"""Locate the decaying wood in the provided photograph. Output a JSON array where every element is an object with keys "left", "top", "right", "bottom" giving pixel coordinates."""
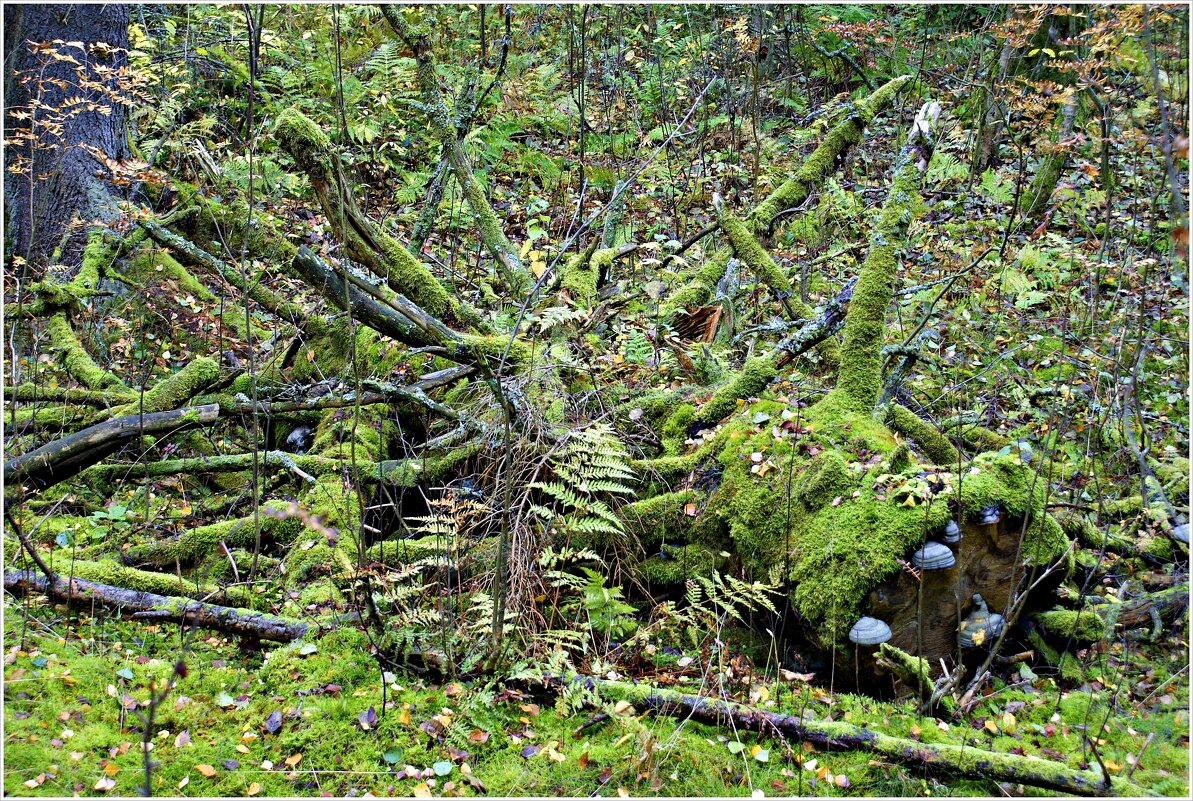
[
  {"left": 5, "top": 403, "right": 219, "bottom": 489},
  {"left": 774, "top": 275, "right": 857, "bottom": 367},
  {"left": 3, "top": 569, "right": 307, "bottom": 642},
  {"left": 542, "top": 673, "right": 1145, "bottom": 797}
]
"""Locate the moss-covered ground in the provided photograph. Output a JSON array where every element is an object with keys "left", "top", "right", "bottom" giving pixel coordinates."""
[{"left": 4, "top": 601, "right": 1188, "bottom": 798}]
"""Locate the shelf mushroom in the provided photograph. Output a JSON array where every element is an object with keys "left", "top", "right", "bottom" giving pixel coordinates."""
[
  {"left": 958, "top": 593, "right": 1005, "bottom": 649},
  {"left": 977, "top": 504, "right": 1001, "bottom": 526},
  {"left": 941, "top": 519, "right": 962, "bottom": 544},
  {"left": 849, "top": 616, "right": 892, "bottom": 646},
  {"left": 911, "top": 541, "right": 955, "bottom": 570}
]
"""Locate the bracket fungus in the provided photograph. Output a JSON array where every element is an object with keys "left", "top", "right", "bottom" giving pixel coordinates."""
[
  {"left": 958, "top": 593, "right": 1005, "bottom": 649},
  {"left": 849, "top": 616, "right": 893, "bottom": 646},
  {"left": 911, "top": 541, "right": 955, "bottom": 570}
]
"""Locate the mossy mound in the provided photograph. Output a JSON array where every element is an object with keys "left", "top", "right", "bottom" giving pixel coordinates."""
[{"left": 656, "top": 390, "right": 1070, "bottom": 650}]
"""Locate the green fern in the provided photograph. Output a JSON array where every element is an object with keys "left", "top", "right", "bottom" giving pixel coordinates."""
[
  {"left": 529, "top": 423, "right": 636, "bottom": 546},
  {"left": 977, "top": 168, "right": 1014, "bottom": 204},
  {"left": 926, "top": 151, "right": 968, "bottom": 185}
]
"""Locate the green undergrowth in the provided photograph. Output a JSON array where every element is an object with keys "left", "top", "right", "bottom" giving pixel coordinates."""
[{"left": 5, "top": 606, "right": 1187, "bottom": 797}]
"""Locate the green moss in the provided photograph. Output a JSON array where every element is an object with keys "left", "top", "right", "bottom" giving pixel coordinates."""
[
  {"left": 375, "top": 227, "right": 453, "bottom": 320},
  {"left": 886, "top": 404, "right": 960, "bottom": 465},
  {"left": 283, "top": 539, "right": 336, "bottom": 585},
  {"left": 747, "top": 75, "right": 913, "bottom": 234},
  {"left": 718, "top": 212, "right": 801, "bottom": 307},
  {"left": 834, "top": 102, "right": 928, "bottom": 414},
  {"left": 457, "top": 332, "right": 531, "bottom": 366},
  {"left": 1034, "top": 608, "right": 1106, "bottom": 642},
  {"left": 641, "top": 544, "right": 723, "bottom": 585},
  {"left": 661, "top": 403, "right": 695, "bottom": 454},
  {"left": 134, "top": 357, "right": 221, "bottom": 413},
  {"left": 692, "top": 356, "right": 778, "bottom": 427},
  {"left": 686, "top": 398, "right": 1068, "bottom": 649},
  {"left": 125, "top": 245, "right": 215, "bottom": 301},
  {"left": 619, "top": 490, "right": 721, "bottom": 548},
  {"left": 559, "top": 243, "right": 601, "bottom": 307},
  {"left": 796, "top": 451, "right": 852, "bottom": 511},
  {"left": 44, "top": 313, "right": 128, "bottom": 391},
  {"left": 273, "top": 107, "right": 333, "bottom": 173},
  {"left": 124, "top": 501, "right": 303, "bottom": 565},
  {"left": 666, "top": 249, "right": 731, "bottom": 313}
]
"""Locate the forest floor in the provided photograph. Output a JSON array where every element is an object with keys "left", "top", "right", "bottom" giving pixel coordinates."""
[{"left": 4, "top": 605, "right": 1189, "bottom": 798}]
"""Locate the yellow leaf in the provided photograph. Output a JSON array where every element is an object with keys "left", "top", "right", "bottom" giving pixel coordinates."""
[
  {"left": 196, "top": 764, "right": 217, "bottom": 778},
  {"left": 399, "top": 706, "right": 411, "bottom": 726},
  {"left": 103, "top": 762, "right": 120, "bottom": 777},
  {"left": 413, "top": 782, "right": 433, "bottom": 798},
  {"left": 284, "top": 753, "right": 303, "bottom": 768},
  {"left": 177, "top": 776, "right": 189, "bottom": 789},
  {"left": 984, "top": 719, "right": 999, "bottom": 735},
  {"left": 247, "top": 781, "right": 262, "bottom": 796}
]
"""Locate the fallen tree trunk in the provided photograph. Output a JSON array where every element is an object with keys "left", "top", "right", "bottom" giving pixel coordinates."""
[
  {"left": 3, "top": 569, "right": 307, "bottom": 642},
  {"left": 1033, "top": 583, "right": 1190, "bottom": 642},
  {"left": 4, "top": 403, "right": 219, "bottom": 489},
  {"left": 544, "top": 674, "right": 1145, "bottom": 797}
]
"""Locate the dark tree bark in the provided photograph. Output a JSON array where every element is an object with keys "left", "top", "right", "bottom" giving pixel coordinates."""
[{"left": 4, "top": 3, "right": 130, "bottom": 268}]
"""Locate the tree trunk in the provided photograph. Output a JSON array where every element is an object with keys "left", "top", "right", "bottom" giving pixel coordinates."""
[{"left": 4, "top": 3, "right": 130, "bottom": 268}]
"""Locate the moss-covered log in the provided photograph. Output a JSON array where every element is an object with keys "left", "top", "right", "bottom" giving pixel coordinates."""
[
  {"left": 380, "top": 5, "right": 530, "bottom": 295},
  {"left": 833, "top": 101, "right": 940, "bottom": 414},
  {"left": 1022, "top": 91, "right": 1080, "bottom": 219},
  {"left": 4, "top": 569, "right": 307, "bottom": 642},
  {"left": 668, "top": 75, "right": 912, "bottom": 317},
  {"left": 5, "top": 403, "right": 219, "bottom": 489},
  {"left": 1033, "top": 583, "right": 1189, "bottom": 642},
  {"left": 43, "top": 313, "right": 130, "bottom": 392},
  {"left": 545, "top": 673, "right": 1145, "bottom": 796},
  {"left": 274, "top": 110, "right": 488, "bottom": 331}
]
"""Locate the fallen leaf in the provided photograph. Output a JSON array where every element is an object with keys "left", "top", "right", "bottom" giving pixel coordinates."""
[
  {"left": 247, "top": 782, "right": 262, "bottom": 796},
  {"left": 196, "top": 764, "right": 217, "bottom": 778},
  {"left": 264, "top": 710, "right": 282, "bottom": 734},
  {"left": 177, "top": 776, "right": 189, "bottom": 789},
  {"left": 284, "top": 753, "right": 303, "bottom": 768},
  {"left": 358, "top": 706, "right": 377, "bottom": 731},
  {"left": 94, "top": 776, "right": 116, "bottom": 792},
  {"left": 174, "top": 730, "right": 192, "bottom": 748},
  {"left": 467, "top": 729, "right": 489, "bottom": 743}
]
